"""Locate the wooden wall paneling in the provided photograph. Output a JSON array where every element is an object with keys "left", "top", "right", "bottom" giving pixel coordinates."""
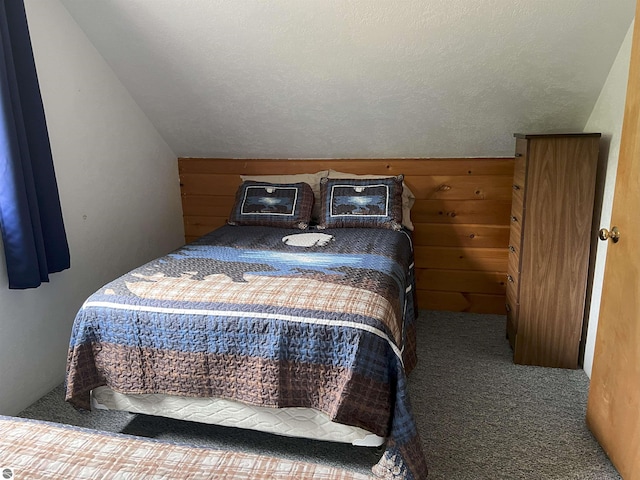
[
  {"left": 412, "top": 224, "right": 510, "bottom": 247},
  {"left": 410, "top": 199, "right": 513, "bottom": 225},
  {"left": 316, "top": 158, "right": 514, "bottom": 176},
  {"left": 181, "top": 196, "right": 236, "bottom": 217},
  {"left": 180, "top": 174, "right": 242, "bottom": 196},
  {"left": 415, "top": 268, "right": 507, "bottom": 295},
  {"left": 414, "top": 246, "right": 508, "bottom": 271},
  {"left": 469, "top": 293, "right": 513, "bottom": 314},
  {"left": 178, "top": 157, "right": 514, "bottom": 314},
  {"left": 179, "top": 159, "right": 328, "bottom": 175},
  {"left": 184, "top": 216, "right": 228, "bottom": 237},
  {"left": 404, "top": 175, "right": 513, "bottom": 201},
  {"left": 179, "top": 158, "right": 515, "bottom": 176},
  {"left": 416, "top": 291, "right": 509, "bottom": 314}
]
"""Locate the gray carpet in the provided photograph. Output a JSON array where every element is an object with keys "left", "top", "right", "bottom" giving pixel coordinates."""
[{"left": 19, "top": 310, "right": 620, "bottom": 479}]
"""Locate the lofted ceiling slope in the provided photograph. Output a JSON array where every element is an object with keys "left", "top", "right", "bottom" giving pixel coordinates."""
[{"left": 58, "top": 0, "right": 635, "bottom": 158}]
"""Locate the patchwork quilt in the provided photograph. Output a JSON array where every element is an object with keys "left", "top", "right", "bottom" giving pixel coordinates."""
[{"left": 65, "top": 225, "right": 427, "bottom": 479}]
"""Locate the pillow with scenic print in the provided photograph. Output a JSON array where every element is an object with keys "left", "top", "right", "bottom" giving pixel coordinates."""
[
  {"left": 240, "top": 171, "right": 328, "bottom": 222},
  {"left": 228, "top": 181, "right": 314, "bottom": 230},
  {"left": 327, "top": 170, "right": 415, "bottom": 230},
  {"left": 317, "top": 175, "right": 404, "bottom": 231}
]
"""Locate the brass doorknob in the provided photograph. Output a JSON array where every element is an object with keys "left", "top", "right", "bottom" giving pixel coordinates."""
[{"left": 598, "top": 226, "right": 620, "bottom": 243}]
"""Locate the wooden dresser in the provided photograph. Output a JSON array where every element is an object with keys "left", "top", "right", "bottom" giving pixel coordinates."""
[{"left": 506, "top": 133, "right": 600, "bottom": 369}]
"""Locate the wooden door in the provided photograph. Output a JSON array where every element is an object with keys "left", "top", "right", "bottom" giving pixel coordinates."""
[{"left": 586, "top": 6, "right": 640, "bottom": 479}]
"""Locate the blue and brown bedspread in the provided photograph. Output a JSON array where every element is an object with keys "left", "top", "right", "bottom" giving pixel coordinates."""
[{"left": 65, "top": 225, "right": 427, "bottom": 479}]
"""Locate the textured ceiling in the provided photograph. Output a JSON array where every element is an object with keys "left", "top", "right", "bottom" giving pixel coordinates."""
[{"left": 58, "top": 0, "right": 635, "bottom": 158}]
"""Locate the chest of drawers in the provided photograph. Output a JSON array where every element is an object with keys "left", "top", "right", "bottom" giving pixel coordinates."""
[{"left": 506, "top": 133, "right": 600, "bottom": 368}]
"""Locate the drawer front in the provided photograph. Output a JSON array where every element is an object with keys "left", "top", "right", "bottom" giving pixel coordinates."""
[
  {"left": 512, "top": 177, "right": 525, "bottom": 207},
  {"left": 507, "top": 245, "right": 521, "bottom": 276},
  {"left": 507, "top": 232, "right": 521, "bottom": 304},
  {"left": 506, "top": 304, "right": 518, "bottom": 349},
  {"left": 506, "top": 139, "right": 525, "bottom": 354},
  {"left": 510, "top": 183, "right": 524, "bottom": 220},
  {"left": 506, "top": 266, "right": 520, "bottom": 305},
  {"left": 507, "top": 137, "right": 527, "bottom": 307},
  {"left": 506, "top": 269, "right": 519, "bottom": 305},
  {"left": 513, "top": 157, "right": 526, "bottom": 190},
  {"left": 509, "top": 193, "right": 523, "bottom": 250},
  {"left": 514, "top": 138, "right": 528, "bottom": 164},
  {"left": 512, "top": 139, "right": 527, "bottom": 209},
  {"left": 505, "top": 300, "right": 518, "bottom": 317},
  {"left": 509, "top": 220, "right": 522, "bottom": 254},
  {"left": 506, "top": 220, "right": 521, "bottom": 292}
]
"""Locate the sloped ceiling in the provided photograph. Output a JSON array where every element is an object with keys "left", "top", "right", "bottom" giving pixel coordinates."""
[{"left": 59, "top": 0, "right": 635, "bottom": 158}]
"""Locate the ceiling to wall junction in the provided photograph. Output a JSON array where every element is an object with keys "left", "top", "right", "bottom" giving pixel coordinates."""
[{"left": 58, "top": 0, "right": 636, "bottom": 158}]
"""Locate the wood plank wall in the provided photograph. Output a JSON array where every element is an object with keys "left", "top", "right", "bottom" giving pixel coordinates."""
[{"left": 178, "top": 158, "right": 514, "bottom": 314}]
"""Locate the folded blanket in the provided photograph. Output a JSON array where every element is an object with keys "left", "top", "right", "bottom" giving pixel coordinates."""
[{"left": 0, "top": 415, "right": 374, "bottom": 479}]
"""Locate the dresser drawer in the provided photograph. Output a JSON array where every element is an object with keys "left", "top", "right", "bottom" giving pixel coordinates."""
[
  {"left": 513, "top": 159, "right": 526, "bottom": 189},
  {"left": 506, "top": 305, "right": 518, "bottom": 350},
  {"left": 509, "top": 221, "right": 522, "bottom": 253},
  {"left": 510, "top": 179, "right": 524, "bottom": 216},
  {"left": 506, "top": 281, "right": 519, "bottom": 314},
  {"left": 509, "top": 153, "right": 525, "bottom": 257},
  {"left": 508, "top": 138, "right": 526, "bottom": 355},
  {"left": 506, "top": 270, "right": 519, "bottom": 304},
  {"left": 513, "top": 142, "right": 527, "bottom": 207},
  {"left": 514, "top": 139, "right": 527, "bottom": 180},
  {"left": 515, "top": 137, "right": 528, "bottom": 157},
  {"left": 511, "top": 179, "right": 525, "bottom": 207},
  {"left": 507, "top": 244, "right": 521, "bottom": 275}
]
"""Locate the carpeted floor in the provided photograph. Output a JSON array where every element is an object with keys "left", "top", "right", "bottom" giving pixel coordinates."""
[{"left": 19, "top": 310, "right": 620, "bottom": 479}]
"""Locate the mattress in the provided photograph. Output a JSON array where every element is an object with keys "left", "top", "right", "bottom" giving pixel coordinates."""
[{"left": 92, "top": 386, "right": 385, "bottom": 447}]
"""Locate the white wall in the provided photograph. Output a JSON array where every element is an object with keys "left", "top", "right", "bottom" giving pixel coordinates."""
[
  {"left": 582, "top": 21, "right": 634, "bottom": 377},
  {"left": 0, "top": 0, "right": 185, "bottom": 415}
]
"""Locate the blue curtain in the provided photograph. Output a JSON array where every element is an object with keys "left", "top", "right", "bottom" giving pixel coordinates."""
[{"left": 0, "top": 0, "right": 69, "bottom": 289}]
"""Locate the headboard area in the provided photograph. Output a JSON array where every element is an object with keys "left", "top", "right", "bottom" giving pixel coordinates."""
[{"left": 178, "top": 158, "right": 514, "bottom": 315}]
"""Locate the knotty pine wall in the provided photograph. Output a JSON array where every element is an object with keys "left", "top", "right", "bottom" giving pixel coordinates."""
[{"left": 178, "top": 158, "right": 514, "bottom": 314}]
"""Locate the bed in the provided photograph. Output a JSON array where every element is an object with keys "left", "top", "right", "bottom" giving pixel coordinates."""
[
  {"left": 0, "top": 415, "right": 374, "bottom": 479},
  {"left": 65, "top": 173, "right": 428, "bottom": 479}
]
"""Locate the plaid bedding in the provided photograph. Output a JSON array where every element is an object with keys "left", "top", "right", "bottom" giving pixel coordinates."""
[
  {"left": 0, "top": 415, "right": 374, "bottom": 479},
  {"left": 65, "top": 225, "right": 427, "bottom": 479}
]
